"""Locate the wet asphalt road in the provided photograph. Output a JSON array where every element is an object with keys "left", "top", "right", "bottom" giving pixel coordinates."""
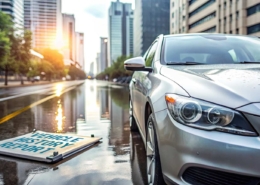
[{"left": 0, "top": 80, "right": 147, "bottom": 185}]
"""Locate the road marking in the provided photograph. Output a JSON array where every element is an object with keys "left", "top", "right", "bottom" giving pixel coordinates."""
[
  {"left": 0, "top": 89, "right": 51, "bottom": 102},
  {"left": 0, "top": 86, "right": 77, "bottom": 125}
]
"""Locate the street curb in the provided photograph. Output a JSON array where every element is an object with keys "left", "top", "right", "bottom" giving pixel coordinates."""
[{"left": 0, "top": 81, "right": 63, "bottom": 89}]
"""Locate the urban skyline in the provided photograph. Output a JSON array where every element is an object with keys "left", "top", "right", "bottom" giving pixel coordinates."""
[{"left": 1, "top": 0, "right": 259, "bottom": 74}]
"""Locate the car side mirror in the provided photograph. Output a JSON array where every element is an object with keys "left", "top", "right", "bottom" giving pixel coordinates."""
[{"left": 124, "top": 57, "right": 153, "bottom": 72}]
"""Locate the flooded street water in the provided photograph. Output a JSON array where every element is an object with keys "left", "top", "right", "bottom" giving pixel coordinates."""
[{"left": 0, "top": 80, "right": 147, "bottom": 185}]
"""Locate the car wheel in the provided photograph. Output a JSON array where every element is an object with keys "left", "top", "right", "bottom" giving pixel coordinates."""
[
  {"left": 129, "top": 100, "right": 138, "bottom": 131},
  {"left": 146, "top": 114, "right": 165, "bottom": 185}
]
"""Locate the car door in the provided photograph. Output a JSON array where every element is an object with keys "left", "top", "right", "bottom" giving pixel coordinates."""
[
  {"left": 134, "top": 41, "right": 158, "bottom": 135},
  {"left": 131, "top": 52, "right": 148, "bottom": 130}
]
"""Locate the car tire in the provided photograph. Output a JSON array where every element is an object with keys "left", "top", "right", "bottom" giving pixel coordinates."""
[
  {"left": 129, "top": 100, "right": 138, "bottom": 132},
  {"left": 146, "top": 114, "right": 166, "bottom": 185}
]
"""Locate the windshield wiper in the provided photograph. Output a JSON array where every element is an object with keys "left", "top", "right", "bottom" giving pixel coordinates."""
[
  {"left": 239, "top": 61, "right": 260, "bottom": 64},
  {"left": 166, "top": 61, "right": 205, "bottom": 65}
]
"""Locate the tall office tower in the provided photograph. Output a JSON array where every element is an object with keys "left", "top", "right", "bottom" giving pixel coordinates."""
[
  {"left": 0, "top": 0, "right": 24, "bottom": 32},
  {"left": 89, "top": 61, "right": 94, "bottom": 77},
  {"left": 99, "top": 37, "right": 108, "bottom": 73},
  {"left": 170, "top": 0, "right": 260, "bottom": 36},
  {"left": 62, "top": 13, "right": 76, "bottom": 65},
  {"left": 75, "top": 32, "right": 85, "bottom": 70},
  {"left": 108, "top": 0, "right": 134, "bottom": 64},
  {"left": 134, "top": 0, "right": 170, "bottom": 56},
  {"left": 96, "top": 52, "right": 100, "bottom": 74},
  {"left": 24, "top": 0, "right": 62, "bottom": 49}
]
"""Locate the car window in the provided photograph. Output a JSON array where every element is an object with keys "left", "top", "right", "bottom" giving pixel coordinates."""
[
  {"left": 245, "top": 45, "right": 260, "bottom": 61},
  {"left": 180, "top": 53, "right": 209, "bottom": 63},
  {"left": 163, "top": 35, "right": 260, "bottom": 64},
  {"left": 145, "top": 42, "right": 158, "bottom": 67}
]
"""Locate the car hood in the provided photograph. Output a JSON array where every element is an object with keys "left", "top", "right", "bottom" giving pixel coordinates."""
[{"left": 161, "top": 64, "right": 260, "bottom": 109}]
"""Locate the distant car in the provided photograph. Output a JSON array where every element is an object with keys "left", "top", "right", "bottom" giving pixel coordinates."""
[
  {"left": 125, "top": 34, "right": 260, "bottom": 185},
  {"left": 113, "top": 78, "right": 117, "bottom": 82},
  {"left": 31, "top": 76, "right": 40, "bottom": 82}
]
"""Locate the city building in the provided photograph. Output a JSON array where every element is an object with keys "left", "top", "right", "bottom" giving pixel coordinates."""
[
  {"left": 99, "top": 37, "right": 108, "bottom": 73},
  {"left": 62, "top": 13, "right": 76, "bottom": 66},
  {"left": 89, "top": 61, "right": 94, "bottom": 77},
  {"left": 96, "top": 52, "right": 100, "bottom": 74},
  {"left": 0, "top": 0, "right": 24, "bottom": 32},
  {"left": 24, "top": 0, "right": 62, "bottom": 49},
  {"left": 75, "top": 32, "right": 85, "bottom": 69},
  {"left": 134, "top": 0, "right": 170, "bottom": 56},
  {"left": 170, "top": 0, "right": 260, "bottom": 36},
  {"left": 108, "top": 0, "right": 134, "bottom": 64}
]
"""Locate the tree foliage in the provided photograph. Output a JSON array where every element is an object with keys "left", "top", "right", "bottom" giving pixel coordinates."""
[
  {"left": 38, "top": 48, "right": 65, "bottom": 78},
  {"left": 0, "top": 12, "right": 12, "bottom": 69},
  {"left": 96, "top": 55, "right": 133, "bottom": 80},
  {"left": 68, "top": 65, "right": 87, "bottom": 80}
]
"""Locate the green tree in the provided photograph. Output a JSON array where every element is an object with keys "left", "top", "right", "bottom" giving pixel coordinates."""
[
  {"left": 9, "top": 30, "right": 32, "bottom": 84},
  {"left": 96, "top": 55, "right": 133, "bottom": 80},
  {"left": 0, "top": 12, "right": 13, "bottom": 85},
  {"left": 38, "top": 48, "right": 65, "bottom": 79},
  {"left": 68, "top": 65, "right": 86, "bottom": 80}
]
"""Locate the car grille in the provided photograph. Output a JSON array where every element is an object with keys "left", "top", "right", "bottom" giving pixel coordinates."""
[{"left": 182, "top": 167, "right": 260, "bottom": 185}]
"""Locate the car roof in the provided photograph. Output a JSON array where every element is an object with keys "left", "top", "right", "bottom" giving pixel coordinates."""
[{"left": 163, "top": 33, "right": 259, "bottom": 39}]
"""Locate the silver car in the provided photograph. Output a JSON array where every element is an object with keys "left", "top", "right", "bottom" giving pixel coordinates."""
[{"left": 125, "top": 34, "right": 260, "bottom": 185}]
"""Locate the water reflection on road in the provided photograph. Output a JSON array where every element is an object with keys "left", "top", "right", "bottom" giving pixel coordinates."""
[{"left": 0, "top": 80, "right": 147, "bottom": 185}]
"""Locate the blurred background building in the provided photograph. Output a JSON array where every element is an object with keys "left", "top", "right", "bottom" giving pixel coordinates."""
[
  {"left": 96, "top": 52, "right": 100, "bottom": 74},
  {"left": 170, "top": 0, "right": 260, "bottom": 36},
  {"left": 134, "top": 0, "right": 170, "bottom": 56},
  {"left": 24, "top": 0, "right": 62, "bottom": 49},
  {"left": 99, "top": 37, "right": 108, "bottom": 73},
  {"left": 0, "top": 0, "right": 24, "bottom": 32},
  {"left": 62, "top": 13, "right": 76, "bottom": 66},
  {"left": 108, "top": 0, "right": 134, "bottom": 64},
  {"left": 75, "top": 32, "right": 85, "bottom": 69}
]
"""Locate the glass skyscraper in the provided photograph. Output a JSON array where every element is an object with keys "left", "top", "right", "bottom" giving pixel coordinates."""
[
  {"left": 134, "top": 0, "right": 170, "bottom": 56},
  {"left": 24, "top": 0, "right": 62, "bottom": 49},
  {"left": 0, "top": 0, "right": 24, "bottom": 32},
  {"left": 108, "top": 0, "right": 134, "bottom": 65}
]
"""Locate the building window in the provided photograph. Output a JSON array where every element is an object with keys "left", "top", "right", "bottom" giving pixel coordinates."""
[
  {"left": 230, "top": 14, "right": 232, "bottom": 23},
  {"left": 236, "top": 11, "right": 239, "bottom": 19},
  {"left": 182, "top": 27, "right": 185, "bottom": 32},
  {"left": 172, "top": 22, "right": 174, "bottom": 28},
  {"left": 115, "top": 10, "right": 121, "bottom": 15},
  {"left": 247, "top": 23, "right": 260, "bottom": 34},
  {"left": 230, "top": 0, "right": 232, "bottom": 6},
  {"left": 172, "top": 2, "right": 174, "bottom": 7},
  {"left": 230, "top": 30, "right": 232, "bottom": 34},
  {"left": 189, "top": 0, "right": 216, "bottom": 17},
  {"left": 183, "top": 15, "right": 186, "bottom": 20},
  {"left": 172, "top": 12, "right": 174, "bottom": 18},
  {"left": 189, "top": 0, "right": 197, "bottom": 5},
  {"left": 201, "top": 26, "right": 216, "bottom": 33},
  {"left": 224, "top": 17, "right": 226, "bottom": 24},
  {"left": 247, "top": 3, "right": 260, "bottom": 16},
  {"left": 224, "top": 1, "right": 227, "bottom": 9},
  {"left": 189, "top": 12, "right": 216, "bottom": 29},
  {"left": 236, "top": 28, "right": 239, "bottom": 34}
]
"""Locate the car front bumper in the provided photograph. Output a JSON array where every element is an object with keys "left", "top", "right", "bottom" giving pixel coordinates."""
[{"left": 154, "top": 109, "right": 260, "bottom": 185}]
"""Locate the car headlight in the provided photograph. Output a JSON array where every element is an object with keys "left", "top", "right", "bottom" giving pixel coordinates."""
[{"left": 165, "top": 94, "right": 257, "bottom": 136}]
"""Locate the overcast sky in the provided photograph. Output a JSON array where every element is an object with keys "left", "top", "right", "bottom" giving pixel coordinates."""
[{"left": 62, "top": 0, "right": 135, "bottom": 71}]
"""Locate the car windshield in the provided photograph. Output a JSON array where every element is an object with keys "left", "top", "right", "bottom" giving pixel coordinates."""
[{"left": 163, "top": 35, "right": 260, "bottom": 65}]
